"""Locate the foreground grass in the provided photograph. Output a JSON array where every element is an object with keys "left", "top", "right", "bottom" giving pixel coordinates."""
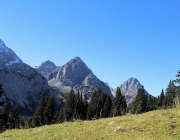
[{"left": 1, "top": 107, "right": 180, "bottom": 140}]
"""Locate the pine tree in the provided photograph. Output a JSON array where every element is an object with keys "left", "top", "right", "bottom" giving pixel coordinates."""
[
  {"left": 165, "top": 80, "right": 176, "bottom": 108},
  {"left": 83, "top": 93, "right": 88, "bottom": 120},
  {"left": 57, "top": 108, "right": 65, "bottom": 123},
  {"left": 131, "top": 86, "right": 148, "bottom": 114},
  {"left": 174, "top": 70, "right": 180, "bottom": 107},
  {"left": 74, "top": 92, "right": 81, "bottom": 120},
  {"left": 0, "top": 84, "right": 4, "bottom": 106},
  {"left": 87, "top": 89, "right": 100, "bottom": 120},
  {"left": 32, "top": 93, "right": 46, "bottom": 127},
  {"left": 158, "top": 89, "right": 165, "bottom": 108},
  {"left": 102, "top": 94, "right": 112, "bottom": 118},
  {"left": 112, "top": 87, "right": 127, "bottom": 116},
  {"left": 27, "top": 117, "right": 33, "bottom": 128},
  {"left": 44, "top": 96, "right": 55, "bottom": 125},
  {"left": 1, "top": 103, "right": 9, "bottom": 130},
  {"left": 11, "top": 104, "right": 20, "bottom": 129},
  {"left": 0, "top": 84, "right": 4, "bottom": 131},
  {"left": 64, "top": 89, "right": 75, "bottom": 121}
]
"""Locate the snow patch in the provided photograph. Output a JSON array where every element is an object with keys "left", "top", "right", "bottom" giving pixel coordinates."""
[{"left": 5, "top": 58, "right": 20, "bottom": 66}]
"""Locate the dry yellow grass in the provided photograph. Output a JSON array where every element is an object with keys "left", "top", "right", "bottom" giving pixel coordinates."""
[{"left": 1, "top": 107, "right": 180, "bottom": 140}]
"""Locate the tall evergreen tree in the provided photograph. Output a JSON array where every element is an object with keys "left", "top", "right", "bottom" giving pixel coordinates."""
[
  {"left": 173, "top": 70, "right": 180, "bottom": 107},
  {"left": 83, "top": 93, "right": 88, "bottom": 120},
  {"left": 112, "top": 87, "right": 127, "bottom": 116},
  {"left": 10, "top": 104, "right": 20, "bottom": 129},
  {"left": 1, "top": 103, "right": 9, "bottom": 129},
  {"left": 158, "top": 89, "right": 165, "bottom": 107},
  {"left": 131, "top": 86, "right": 148, "bottom": 114},
  {"left": 74, "top": 92, "right": 81, "bottom": 120},
  {"left": 57, "top": 108, "right": 65, "bottom": 123},
  {"left": 64, "top": 88, "right": 75, "bottom": 121},
  {"left": 165, "top": 80, "right": 176, "bottom": 108},
  {"left": 32, "top": 93, "right": 46, "bottom": 127},
  {"left": 0, "top": 84, "right": 4, "bottom": 106},
  {"left": 0, "top": 84, "right": 4, "bottom": 131},
  {"left": 87, "top": 87, "right": 103, "bottom": 120},
  {"left": 44, "top": 96, "right": 55, "bottom": 125},
  {"left": 102, "top": 94, "right": 112, "bottom": 118}
]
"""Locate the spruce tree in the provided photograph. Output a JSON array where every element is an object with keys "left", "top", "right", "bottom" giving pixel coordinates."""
[
  {"left": 165, "top": 80, "right": 176, "bottom": 108},
  {"left": 32, "top": 93, "right": 46, "bottom": 127},
  {"left": 11, "top": 104, "right": 20, "bottom": 129},
  {"left": 44, "top": 96, "right": 55, "bottom": 125},
  {"left": 0, "top": 84, "right": 4, "bottom": 106},
  {"left": 87, "top": 88, "right": 101, "bottom": 120},
  {"left": 57, "top": 108, "right": 65, "bottom": 123},
  {"left": 83, "top": 93, "right": 88, "bottom": 120},
  {"left": 131, "top": 86, "right": 148, "bottom": 114},
  {"left": 112, "top": 87, "right": 127, "bottom": 116},
  {"left": 1, "top": 103, "right": 9, "bottom": 129},
  {"left": 102, "top": 94, "right": 112, "bottom": 118},
  {"left": 158, "top": 89, "right": 165, "bottom": 108},
  {"left": 74, "top": 92, "right": 81, "bottom": 120},
  {"left": 174, "top": 70, "right": 180, "bottom": 107},
  {"left": 64, "top": 89, "right": 75, "bottom": 121},
  {"left": 0, "top": 84, "right": 4, "bottom": 131}
]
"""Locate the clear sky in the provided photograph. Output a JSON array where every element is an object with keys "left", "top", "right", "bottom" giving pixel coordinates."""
[{"left": 0, "top": 0, "right": 180, "bottom": 96}]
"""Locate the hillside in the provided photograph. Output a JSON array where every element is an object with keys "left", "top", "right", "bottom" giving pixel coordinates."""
[{"left": 1, "top": 107, "right": 180, "bottom": 140}]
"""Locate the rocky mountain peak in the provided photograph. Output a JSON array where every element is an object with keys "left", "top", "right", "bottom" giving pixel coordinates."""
[
  {"left": 0, "top": 39, "right": 63, "bottom": 115},
  {"left": 46, "top": 57, "right": 113, "bottom": 99},
  {"left": 113, "top": 77, "right": 150, "bottom": 105},
  {"left": 35, "top": 60, "right": 61, "bottom": 77},
  {"left": 0, "top": 39, "right": 22, "bottom": 68}
]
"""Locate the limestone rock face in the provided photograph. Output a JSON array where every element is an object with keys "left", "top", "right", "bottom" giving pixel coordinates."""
[
  {"left": 34, "top": 60, "right": 61, "bottom": 77},
  {"left": 47, "top": 57, "right": 113, "bottom": 99},
  {"left": 113, "top": 77, "right": 150, "bottom": 105},
  {"left": 0, "top": 39, "right": 63, "bottom": 116}
]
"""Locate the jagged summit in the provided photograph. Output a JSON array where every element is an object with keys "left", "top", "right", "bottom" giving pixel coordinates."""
[
  {"left": 113, "top": 77, "right": 150, "bottom": 105},
  {"left": 44, "top": 57, "right": 113, "bottom": 99},
  {"left": 0, "top": 39, "right": 22, "bottom": 67},
  {"left": 35, "top": 60, "right": 61, "bottom": 77}
]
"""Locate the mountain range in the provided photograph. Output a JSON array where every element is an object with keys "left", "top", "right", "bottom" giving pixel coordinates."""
[
  {"left": 36, "top": 59, "right": 151, "bottom": 105},
  {"left": 0, "top": 39, "right": 63, "bottom": 116},
  {"left": 0, "top": 39, "right": 151, "bottom": 116}
]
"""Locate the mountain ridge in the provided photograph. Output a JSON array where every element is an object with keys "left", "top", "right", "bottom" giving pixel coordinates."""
[{"left": 0, "top": 39, "right": 63, "bottom": 116}]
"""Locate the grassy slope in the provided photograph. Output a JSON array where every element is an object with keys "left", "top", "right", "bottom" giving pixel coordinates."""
[{"left": 1, "top": 107, "right": 180, "bottom": 140}]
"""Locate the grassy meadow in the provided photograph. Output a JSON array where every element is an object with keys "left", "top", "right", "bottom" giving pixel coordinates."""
[{"left": 1, "top": 107, "right": 180, "bottom": 140}]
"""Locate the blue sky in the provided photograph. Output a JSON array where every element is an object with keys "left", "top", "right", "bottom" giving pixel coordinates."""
[{"left": 0, "top": 0, "right": 180, "bottom": 96}]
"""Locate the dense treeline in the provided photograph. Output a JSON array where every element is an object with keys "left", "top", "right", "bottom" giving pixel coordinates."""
[
  {"left": 1, "top": 69, "right": 180, "bottom": 131},
  {"left": 131, "top": 70, "right": 180, "bottom": 114}
]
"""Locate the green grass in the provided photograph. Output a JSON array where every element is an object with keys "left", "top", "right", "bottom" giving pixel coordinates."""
[{"left": 1, "top": 107, "right": 180, "bottom": 140}]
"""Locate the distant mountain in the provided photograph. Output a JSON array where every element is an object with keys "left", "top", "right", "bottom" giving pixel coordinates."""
[
  {"left": 34, "top": 60, "right": 61, "bottom": 77},
  {"left": 0, "top": 39, "right": 63, "bottom": 116},
  {"left": 113, "top": 77, "right": 150, "bottom": 105},
  {"left": 44, "top": 57, "right": 113, "bottom": 99}
]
